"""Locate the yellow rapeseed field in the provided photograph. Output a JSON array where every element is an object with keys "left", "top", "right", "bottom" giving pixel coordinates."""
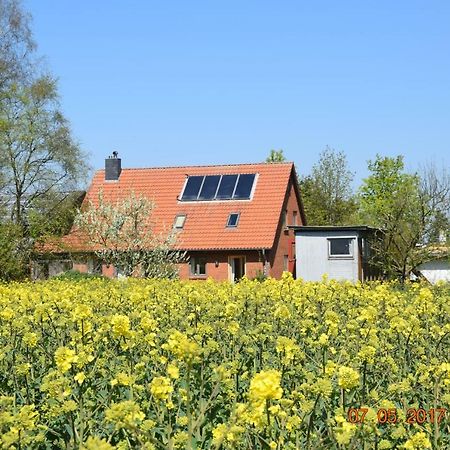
[{"left": 0, "top": 274, "right": 449, "bottom": 449}]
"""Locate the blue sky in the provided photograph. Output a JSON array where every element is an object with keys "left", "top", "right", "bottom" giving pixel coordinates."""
[{"left": 26, "top": 1, "right": 450, "bottom": 184}]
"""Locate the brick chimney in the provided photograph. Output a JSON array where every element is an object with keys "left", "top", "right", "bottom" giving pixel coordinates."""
[{"left": 105, "top": 151, "right": 121, "bottom": 181}]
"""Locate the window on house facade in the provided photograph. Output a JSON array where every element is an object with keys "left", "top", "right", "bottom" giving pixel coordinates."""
[
  {"left": 180, "top": 174, "right": 256, "bottom": 201},
  {"left": 328, "top": 238, "right": 354, "bottom": 258},
  {"left": 190, "top": 257, "right": 207, "bottom": 276},
  {"left": 282, "top": 209, "right": 288, "bottom": 228},
  {"left": 88, "top": 257, "right": 102, "bottom": 275},
  {"left": 174, "top": 214, "right": 186, "bottom": 229},
  {"left": 283, "top": 254, "right": 289, "bottom": 271},
  {"left": 226, "top": 213, "right": 240, "bottom": 227},
  {"left": 292, "top": 210, "right": 298, "bottom": 226}
]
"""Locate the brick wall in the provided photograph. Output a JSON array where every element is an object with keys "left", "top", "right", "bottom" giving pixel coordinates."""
[
  {"left": 102, "top": 264, "right": 116, "bottom": 277},
  {"left": 178, "top": 250, "right": 264, "bottom": 281},
  {"left": 269, "top": 176, "right": 304, "bottom": 279},
  {"left": 73, "top": 262, "right": 88, "bottom": 273}
]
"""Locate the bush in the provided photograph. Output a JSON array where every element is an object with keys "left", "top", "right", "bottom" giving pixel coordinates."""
[{"left": 251, "top": 269, "right": 267, "bottom": 282}]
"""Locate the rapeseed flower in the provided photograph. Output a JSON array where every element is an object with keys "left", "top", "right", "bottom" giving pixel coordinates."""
[
  {"left": 249, "top": 369, "right": 283, "bottom": 403},
  {"left": 163, "top": 330, "right": 201, "bottom": 362},
  {"left": 82, "top": 436, "right": 115, "bottom": 450},
  {"left": 403, "top": 432, "right": 432, "bottom": 449},
  {"left": 22, "top": 332, "right": 38, "bottom": 348},
  {"left": 54, "top": 347, "right": 77, "bottom": 373},
  {"left": 105, "top": 400, "right": 145, "bottom": 430},
  {"left": 338, "top": 366, "right": 360, "bottom": 389},
  {"left": 149, "top": 376, "right": 173, "bottom": 401},
  {"left": 74, "top": 372, "right": 86, "bottom": 385},
  {"left": 110, "top": 314, "right": 131, "bottom": 337},
  {"left": 167, "top": 363, "right": 179, "bottom": 379}
]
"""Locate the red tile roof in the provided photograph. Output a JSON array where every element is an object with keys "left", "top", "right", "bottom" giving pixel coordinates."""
[{"left": 55, "top": 162, "right": 298, "bottom": 252}]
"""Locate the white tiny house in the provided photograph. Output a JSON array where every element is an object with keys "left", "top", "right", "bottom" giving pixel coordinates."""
[
  {"left": 417, "top": 258, "right": 450, "bottom": 284},
  {"left": 293, "top": 226, "right": 379, "bottom": 282}
]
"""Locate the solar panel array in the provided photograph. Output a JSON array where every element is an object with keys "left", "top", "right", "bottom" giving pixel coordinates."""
[{"left": 181, "top": 174, "right": 256, "bottom": 201}]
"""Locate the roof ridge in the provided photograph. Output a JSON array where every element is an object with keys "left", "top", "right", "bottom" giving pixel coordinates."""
[{"left": 95, "top": 161, "right": 294, "bottom": 172}]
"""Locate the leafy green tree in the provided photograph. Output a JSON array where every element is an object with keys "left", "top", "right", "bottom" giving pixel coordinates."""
[
  {"left": 0, "top": 1, "right": 88, "bottom": 279},
  {"left": 299, "top": 146, "right": 356, "bottom": 225},
  {"left": 28, "top": 190, "right": 86, "bottom": 240},
  {"left": 0, "top": 77, "right": 87, "bottom": 230},
  {"left": 358, "top": 155, "right": 450, "bottom": 281},
  {"left": 0, "top": 0, "right": 35, "bottom": 91},
  {"left": 265, "top": 149, "right": 286, "bottom": 163},
  {"left": 74, "top": 192, "right": 186, "bottom": 279},
  {"left": 0, "top": 221, "right": 28, "bottom": 280}
]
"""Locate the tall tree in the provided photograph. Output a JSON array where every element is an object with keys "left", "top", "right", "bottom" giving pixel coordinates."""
[
  {"left": 358, "top": 155, "right": 450, "bottom": 281},
  {"left": 0, "top": 0, "right": 88, "bottom": 279},
  {"left": 0, "top": 77, "right": 87, "bottom": 231},
  {"left": 299, "top": 146, "right": 356, "bottom": 225},
  {"left": 418, "top": 162, "right": 450, "bottom": 245},
  {"left": 0, "top": 0, "right": 35, "bottom": 91},
  {"left": 28, "top": 189, "right": 86, "bottom": 240},
  {"left": 265, "top": 149, "right": 286, "bottom": 163}
]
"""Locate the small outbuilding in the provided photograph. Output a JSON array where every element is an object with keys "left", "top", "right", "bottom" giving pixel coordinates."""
[
  {"left": 416, "top": 246, "right": 450, "bottom": 284},
  {"left": 292, "top": 226, "right": 380, "bottom": 282}
]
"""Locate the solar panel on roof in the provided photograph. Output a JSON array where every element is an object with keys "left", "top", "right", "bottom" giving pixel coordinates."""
[
  {"left": 180, "top": 173, "right": 256, "bottom": 201},
  {"left": 198, "top": 175, "right": 220, "bottom": 200},
  {"left": 181, "top": 176, "right": 203, "bottom": 200},
  {"left": 233, "top": 174, "right": 256, "bottom": 199},
  {"left": 216, "top": 174, "right": 238, "bottom": 199}
]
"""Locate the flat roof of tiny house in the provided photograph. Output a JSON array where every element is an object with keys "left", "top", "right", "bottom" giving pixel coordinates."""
[{"left": 290, "top": 225, "right": 379, "bottom": 233}]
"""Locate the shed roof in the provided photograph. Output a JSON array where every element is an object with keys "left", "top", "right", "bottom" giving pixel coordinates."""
[{"left": 291, "top": 225, "right": 379, "bottom": 234}]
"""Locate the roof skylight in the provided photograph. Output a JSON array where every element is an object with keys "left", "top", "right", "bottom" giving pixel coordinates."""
[
  {"left": 173, "top": 214, "right": 186, "bottom": 229},
  {"left": 226, "top": 213, "right": 240, "bottom": 227}
]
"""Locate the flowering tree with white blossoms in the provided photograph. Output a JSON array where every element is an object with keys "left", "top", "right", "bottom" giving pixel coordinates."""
[{"left": 74, "top": 191, "right": 186, "bottom": 278}]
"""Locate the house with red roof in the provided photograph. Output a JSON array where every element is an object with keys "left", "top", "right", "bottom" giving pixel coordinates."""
[{"left": 34, "top": 154, "right": 306, "bottom": 281}]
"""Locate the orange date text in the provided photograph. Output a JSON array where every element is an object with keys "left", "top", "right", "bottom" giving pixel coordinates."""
[{"left": 347, "top": 407, "right": 447, "bottom": 425}]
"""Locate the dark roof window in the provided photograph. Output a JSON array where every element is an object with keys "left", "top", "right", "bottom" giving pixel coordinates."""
[{"left": 227, "top": 213, "right": 240, "bottom": 227}]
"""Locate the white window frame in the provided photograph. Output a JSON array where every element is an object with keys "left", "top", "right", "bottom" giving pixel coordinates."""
[
  {"left": 327, "top": 237, "right": 355, "bottom": 260},
  {"left": 174, "top": 214, "right": 187, "bottom": 229},
  {"left": 190, "top": 257, "right": 207, "bottom": 277}
]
